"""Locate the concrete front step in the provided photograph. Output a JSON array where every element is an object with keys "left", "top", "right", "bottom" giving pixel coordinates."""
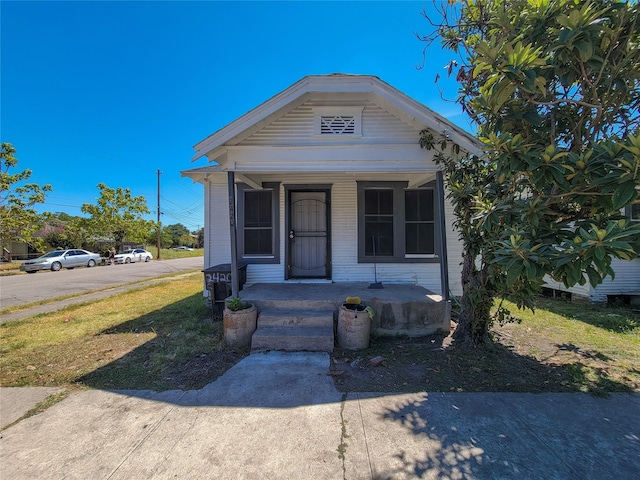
[
  {"left": 257, "top": 308, "right": 334, "bottom": 328},
  {"left": 251, "top": 325, "right": 335, "bottom": 352}
]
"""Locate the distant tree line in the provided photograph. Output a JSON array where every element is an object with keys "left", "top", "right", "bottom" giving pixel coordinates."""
[
  {"left": 1, "top": 142, "right": 202, "bottom": 257},
  {"left": 37, "top": 213, "right": 202, "bottom": 253}
]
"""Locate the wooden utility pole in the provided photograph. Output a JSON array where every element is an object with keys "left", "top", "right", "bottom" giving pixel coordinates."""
[{"left": 157, "top": 169, "right": 162, "bottom": 260}]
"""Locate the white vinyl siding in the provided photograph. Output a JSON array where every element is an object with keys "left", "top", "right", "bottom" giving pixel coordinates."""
[
  {"left": 587, "top": 258, "right": 640, "bottom": 301},
  {"left": 543, "top": 276, "right": 592, "bottom": 299},
  {"left": 544, "top": 257, "right": 640, "bottom": 302},
  {"left": 239, "top": 98, "right": 419, "bottom": 146},
  {"left": 204, "top": 172, "right": 453, "bottom": 295},
  {"left": 197, "top": 88, "right": 466, "bottom": 296},
  {"left": 205, "top": 178, "right": 231, "bottom": 268}
]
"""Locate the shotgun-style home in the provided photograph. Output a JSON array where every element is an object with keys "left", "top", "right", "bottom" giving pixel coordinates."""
[{"left": 182, "top": 74, "right": 480, "bottom": 347}]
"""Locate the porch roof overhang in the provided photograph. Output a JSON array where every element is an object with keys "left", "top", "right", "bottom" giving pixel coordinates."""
[
  {"left": 191, "top": 74, "right": 481, "bottom": 164},
  {"left": 183, "top": 140, "right": 442, "bottom": 189},
  {"left": 181, "top": 164, "right": 439, "bottom": 189},
  {"left": 180, "top": 164, "right": 224, "bottom": 183}
]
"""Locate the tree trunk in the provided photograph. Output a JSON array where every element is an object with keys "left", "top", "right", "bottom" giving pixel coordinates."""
[{"left": 452, "top": 252, "right": 492, "bottom": 346}]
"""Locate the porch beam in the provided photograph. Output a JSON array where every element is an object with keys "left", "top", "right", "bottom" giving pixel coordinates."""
[
  {"left": 227, "top": 171, "right": 239, "bottom": 298},
  {"left": 407, "top": 172, "right": 437, "bottom": 189},
  {"left": 236, "top": 173, "right": 263, "bottom": 190},
  {"left": 436, "top": 170, "right": 450, "bottom": 302},
  {"left": 225, "top": 144, "right": 437, "bottom": 167}
]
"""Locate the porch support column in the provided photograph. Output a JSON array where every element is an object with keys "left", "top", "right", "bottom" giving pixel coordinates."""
[
  {"left": 436, "top": 170, "right": 450, "bottom": 302},
  {"left": 227, "top": 171, "right": 239, "bottom": 298}
]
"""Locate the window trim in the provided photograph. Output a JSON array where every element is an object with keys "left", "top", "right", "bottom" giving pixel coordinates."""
[
  {"left": 237, "top": 182, "right": 280, "bottom": 264},
  {"left": 404, "top": 188, "right": 436, "bottom": 257},
  {"left": 357, "top": 181, "right": 440, "bottom": 264}
]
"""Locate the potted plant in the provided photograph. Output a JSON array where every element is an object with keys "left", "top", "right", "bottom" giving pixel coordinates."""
[
  {"left": 223, "top": 297, "right": 258, "bottom": 348},
  {"left": 337, "top": 296, "right": 374, "bottom": 350}
]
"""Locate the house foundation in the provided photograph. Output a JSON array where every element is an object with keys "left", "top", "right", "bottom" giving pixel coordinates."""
[{"left": 238, "top": 282, "right": 450, "bottom": 349}]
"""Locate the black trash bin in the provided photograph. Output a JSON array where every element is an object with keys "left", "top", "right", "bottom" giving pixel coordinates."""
[{"left": 203, "top": 263, "right": 247, "bottom": 317}]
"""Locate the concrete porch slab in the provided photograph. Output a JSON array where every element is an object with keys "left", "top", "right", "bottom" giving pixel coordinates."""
[{"left": 239, "top": 282, "right": 450, "bottom": 337}]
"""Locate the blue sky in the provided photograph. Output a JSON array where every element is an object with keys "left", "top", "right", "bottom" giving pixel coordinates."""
[{"left": 1, "top": 1, "right": 468, "bottom": 231}]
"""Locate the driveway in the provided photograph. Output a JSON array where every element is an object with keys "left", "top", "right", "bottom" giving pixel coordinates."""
[{"left": 0, "top": 257, "right": 204, "bottom": 311}]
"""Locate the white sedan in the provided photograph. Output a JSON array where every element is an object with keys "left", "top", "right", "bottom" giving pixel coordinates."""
[
  {"left": 20, "top": 249, "right": 101, "bottom": 273},
  {"left": 113, "top": 248, "right": 153, "bottom": 264}
]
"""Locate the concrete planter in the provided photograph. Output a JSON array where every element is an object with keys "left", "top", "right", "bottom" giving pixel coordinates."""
[
  {"left": 223, "top": 304, "right": 257, "bottom": 348},
  {"left": 337, "top": 303, "right": 371, "bottom": 350}
]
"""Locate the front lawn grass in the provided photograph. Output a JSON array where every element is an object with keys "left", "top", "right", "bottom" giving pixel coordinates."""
[
  {"left": 146, "top": 247, "right": 204, "bottom": 260},
  {"left": 0, "top": 262, "right": 21, "bottom": 275},
  {"left": 0, "top": 275, "right": 232, "bottom": 391},
  {"left": 496, "top": 297, "right": 640, "bottom": 394},
  {"left": 1, "top": 278, "right": 638, "bottom": 395}
]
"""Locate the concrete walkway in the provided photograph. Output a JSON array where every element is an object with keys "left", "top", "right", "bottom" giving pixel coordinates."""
[{"left": 1, "top": 352, "right": 639, "bottom": 479}]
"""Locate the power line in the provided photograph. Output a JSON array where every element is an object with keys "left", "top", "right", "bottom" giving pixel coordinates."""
[{"left": 42, "top": 202, "right": 83, "bottom": 209}]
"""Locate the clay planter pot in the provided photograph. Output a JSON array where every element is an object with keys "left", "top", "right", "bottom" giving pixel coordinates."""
[
  {"left": 337, "top": 303, "right": 371, "bottom": 350},
  {"left": 223, "top": 304, "right": 257, "bottom": 348}
]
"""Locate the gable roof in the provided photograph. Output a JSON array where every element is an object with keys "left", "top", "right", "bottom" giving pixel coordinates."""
[{"left": 191, "top": 74, "right": 480, "bottom": 163}]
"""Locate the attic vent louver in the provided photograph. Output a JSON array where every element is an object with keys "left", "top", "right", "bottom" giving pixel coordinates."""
[
  {"left": 320, "top": 115, "right": 355, "bottom": 135},
  {"left": 313, "top": 106, "right": 363, "bottom": 137}
]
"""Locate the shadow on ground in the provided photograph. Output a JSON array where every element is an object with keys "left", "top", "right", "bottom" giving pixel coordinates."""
[
  {"left": 78, "top": 293, "right": 247, "bottom": 391},
  {"left": 76, "top": 293, "right": 634, "bottom": 399},
  {"left": 330, "top": 333, "right": 633, "bottom": 396},
  {"left": 367, "top": 391, "right": 640, "bottom": 479}
]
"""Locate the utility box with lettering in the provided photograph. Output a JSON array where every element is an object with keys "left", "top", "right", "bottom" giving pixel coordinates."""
[{"left": 203, "top": 263, "right": 248, "bottom": 315}]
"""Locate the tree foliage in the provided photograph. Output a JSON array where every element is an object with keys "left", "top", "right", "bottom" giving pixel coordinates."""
[
  {"left": 81, "top": 183, "right": 154, "bottom": 252},
  {"left": 164, "top": 223, "right": 190, "bottom": 247},
  {"left": 39, "top": 212, "right": 88, "bottom": 250},
  {"left": 419, "top": 0, "right": 640, "bottom": 345},
  {"left": 0, "top": 143, "right": 52, "bottom": 251},
  {"left": 148, "top": 226, "right": 172, "bottom": 249}
]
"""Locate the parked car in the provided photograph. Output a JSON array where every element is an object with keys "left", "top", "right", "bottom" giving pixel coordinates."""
[
  {"left": 20, "top": 249, "right": 100, "bottom": 273},
  {"left": 172, "top": 246, "right": 195, "bottom": 251},
  {"left": 113, "top": 248, "right": 153, "bottom": 264}
]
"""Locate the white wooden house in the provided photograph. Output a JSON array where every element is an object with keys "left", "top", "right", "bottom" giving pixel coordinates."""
[
  {"left": 182, "top": 74, "right": 479, "bottom": 306},
  {"left": 544, "top": 205, "right": 640, "bottom": 303}
]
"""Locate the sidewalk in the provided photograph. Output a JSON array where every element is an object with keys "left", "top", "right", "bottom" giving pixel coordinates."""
[{"left": 1, "top": 351, "right": 639, "bottom": 479}]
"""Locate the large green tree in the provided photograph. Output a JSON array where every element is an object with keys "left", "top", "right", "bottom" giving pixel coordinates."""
[
  {"left": 164, "top": 223, "right": 190, "bottom": 247},
  {"left": 0, "top": 143, "right": 52, "bottom": 254},
  {"left": 420, "top": 0, "right": 640, "bottom": 345},
  {"left": 39, "top": 212, "right": 88, "bottom": 250},
  {"left": 81, "top": 183, "right": 154, "bottom": 252}
]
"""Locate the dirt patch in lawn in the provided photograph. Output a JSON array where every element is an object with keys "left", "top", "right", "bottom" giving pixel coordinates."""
[
  {"left": 156, "top": 298, "right": 640, "bottom": 396},
  {"left": 160, "top": 319, "right": 638, "bottom": 396},
  {"left": 328, "top": 320, "right": 639, "bottom": 396},
  {"left": 161, "top": 350, "right": 248, "bottom": 391}
]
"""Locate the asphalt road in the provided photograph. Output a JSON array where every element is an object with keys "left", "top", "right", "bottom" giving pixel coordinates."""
[{"left": 0, "top": 257, "right": 205, "bottom": 309}]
